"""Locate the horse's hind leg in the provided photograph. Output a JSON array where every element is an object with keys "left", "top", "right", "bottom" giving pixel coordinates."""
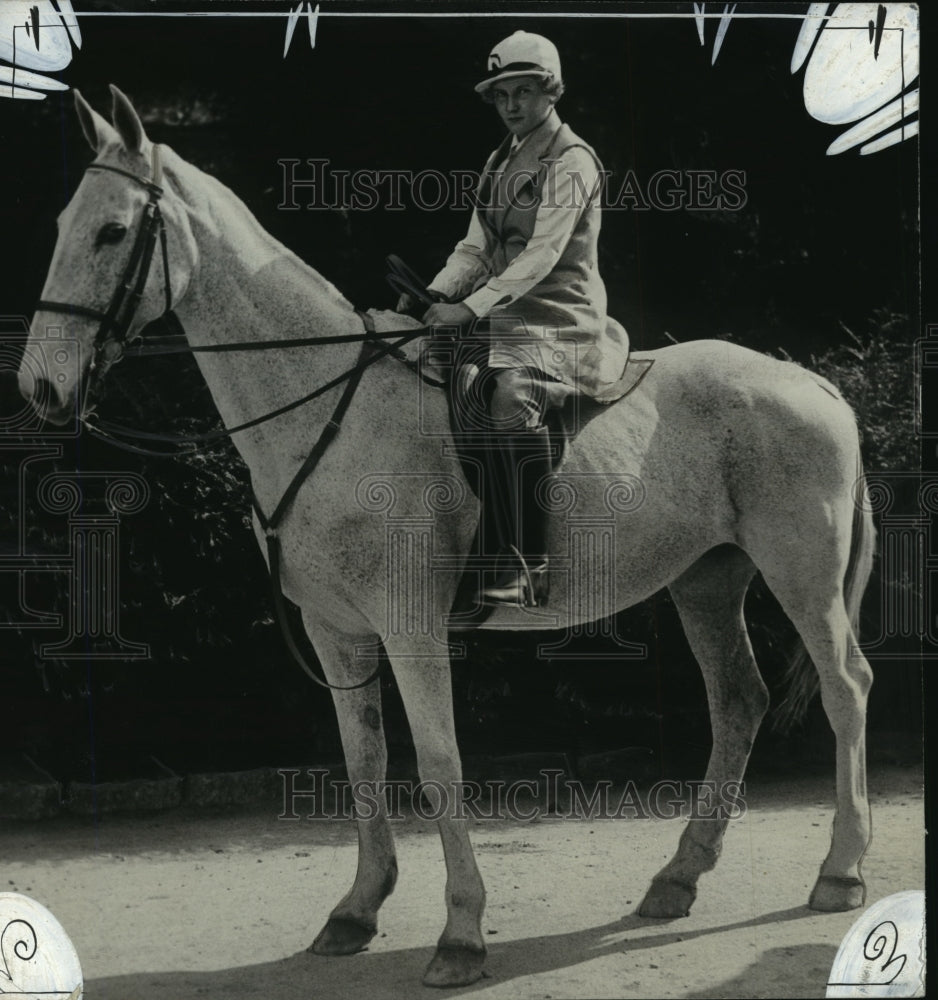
[
  {"left": 640, "top": 545, "right": 768, "bottom": 918},
  {"left": 756, "top": 548, "right": 873, "bottom": 911},
  {"left": 302, "top": 625, "right": 399, "bottom": 956}
]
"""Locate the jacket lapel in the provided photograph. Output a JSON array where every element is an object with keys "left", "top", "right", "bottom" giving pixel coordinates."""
[
  {"left": 475, "top": 133, "right": 513, "bottom": 219},
  {"left": 475, "top": 109, "right": 564, "bottom": 244},
  {"left": 502, "top": 108, "right": 563, "bottom": 187}
]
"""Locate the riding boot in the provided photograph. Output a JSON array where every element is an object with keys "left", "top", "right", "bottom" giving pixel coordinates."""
[{"left": 480, "top": 425, "right": 553, "bottom": 608}]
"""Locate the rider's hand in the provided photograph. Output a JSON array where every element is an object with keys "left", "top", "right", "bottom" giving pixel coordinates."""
[
  {"left": 395, "top": 292, "right": 415, "bottom": 313},
  {"left": 423, "top": 302, "right": 475, "bottom": 329}
]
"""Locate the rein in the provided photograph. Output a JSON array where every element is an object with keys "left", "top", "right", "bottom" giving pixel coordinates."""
[
  {"left": 37, "top": 147, "right": 444, "bottom": 692},
  {"left": 87, "top": 320, "right": 437, "bottom": 454}
]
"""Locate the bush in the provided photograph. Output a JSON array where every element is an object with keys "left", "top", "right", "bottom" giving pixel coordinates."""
[{"left": 807, "top": 310, "right": 917, "bottom": 473}]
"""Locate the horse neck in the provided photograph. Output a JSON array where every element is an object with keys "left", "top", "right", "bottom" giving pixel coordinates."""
[{"left": 163, "top": 152, "right": 364, "bottom": 465}]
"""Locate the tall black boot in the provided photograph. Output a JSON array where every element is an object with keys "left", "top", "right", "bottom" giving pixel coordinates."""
[{"left": 480, "top": 425, "right": 553, "bottom": 607}]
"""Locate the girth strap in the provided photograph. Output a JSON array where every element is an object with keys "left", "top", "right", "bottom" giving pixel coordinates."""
[
  {"left": 82, "top": 314, "right": 422, "bottom": 691},
  {"left": 252, "top": 341, "right": 371, "bottom": 535},
  {"left": 263, "top": 535, "right": 379, "bottom": 692},
  {"left": 252, "top": 326, "right": 381, "bottom": 693},
  {"left": 35, "top": 151, "right": 421, "bottom": 694}
]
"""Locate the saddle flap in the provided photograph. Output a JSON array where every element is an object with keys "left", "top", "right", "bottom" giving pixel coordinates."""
[{"left": 591, "top": 356, "right": 654, "bottom": 404}]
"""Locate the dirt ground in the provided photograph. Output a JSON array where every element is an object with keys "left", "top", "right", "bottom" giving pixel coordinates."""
[{"left": 2, "top": 765, "right": 923, "bottom": 1000}]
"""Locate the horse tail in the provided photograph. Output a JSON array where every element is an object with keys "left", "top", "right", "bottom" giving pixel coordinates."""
[{"left": 772, "top": 444, "right": 875, "bottom": 732}]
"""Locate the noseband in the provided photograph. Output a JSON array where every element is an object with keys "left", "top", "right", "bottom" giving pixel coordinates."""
[{"left": 35, "top": 145, "right": 174, "bottom": 394}]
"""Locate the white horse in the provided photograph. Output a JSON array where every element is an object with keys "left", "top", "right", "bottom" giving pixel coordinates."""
[{"left": 18, "top": 88, "right": 875, "bottom": 988}]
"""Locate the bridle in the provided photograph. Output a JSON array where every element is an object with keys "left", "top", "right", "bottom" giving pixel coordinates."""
[
  {"left": 35, "top": 149, "right": 442, "bottom": 442},
  {"left": 36, "top": 145, "right": 174, "bottom": 399},
  {"left": 32, "top": 147, "right": 446, "bottom": 692}
]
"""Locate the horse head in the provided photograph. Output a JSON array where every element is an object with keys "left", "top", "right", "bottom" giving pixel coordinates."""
[{"left": 18, "top": 85, "right": 197, "bottom": 424}]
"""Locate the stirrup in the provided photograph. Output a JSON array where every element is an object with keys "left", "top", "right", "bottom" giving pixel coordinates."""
[
  {"left": 479, "top": 547, "right": 548, "bottom": 608},
  {"left": 509, "top": 544, "right": 536, "bottom": 604}
]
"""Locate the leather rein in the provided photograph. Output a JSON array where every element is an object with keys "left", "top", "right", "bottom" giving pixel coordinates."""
[{"left": 35, "top": 147, "right": 442, "bottom": 692}]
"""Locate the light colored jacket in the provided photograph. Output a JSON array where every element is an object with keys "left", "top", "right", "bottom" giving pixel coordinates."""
[{"left": 428, "top": 109, "right": 628, "bottom": 395}]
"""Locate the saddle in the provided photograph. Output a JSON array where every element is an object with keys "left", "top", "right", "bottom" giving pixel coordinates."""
[
  {"left": 424, "top": 316, "right": 648, "bottom": 480},
  {"left": 382, "top": 256, "right": 654, "bottom": 627}
]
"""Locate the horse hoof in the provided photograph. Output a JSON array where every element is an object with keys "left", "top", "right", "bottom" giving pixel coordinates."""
[
  {"left": 809, "top": 875, "right": 866, "bottom": 912},
  {"left": 309, "top": 916, "right": 377, "bottom": 955},
  {"left": 638, "top": 877, "right": 697, "bottom": 918},
  {"left": 422, "top": 944, "right": 486, "bottom": 987}
]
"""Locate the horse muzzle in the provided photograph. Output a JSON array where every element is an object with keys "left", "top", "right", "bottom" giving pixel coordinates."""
[{"left": 17, "top": 368, "right": 77, "bottom": 426}]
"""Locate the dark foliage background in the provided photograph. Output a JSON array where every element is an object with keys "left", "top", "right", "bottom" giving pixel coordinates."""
[{"left": 0, "top": 2, "right": 922, "bottom": 784}]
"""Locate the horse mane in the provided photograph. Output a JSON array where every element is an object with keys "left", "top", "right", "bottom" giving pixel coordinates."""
[{"left": 157, "top": 142, "right": 356, "bottom": 315}]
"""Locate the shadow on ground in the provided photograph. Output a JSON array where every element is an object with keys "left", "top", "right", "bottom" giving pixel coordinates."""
[
  {"left": 89, "top": 905, "right": 828, "bottom": 999},
  {"left": 684, "top": 943, "right": 838, "bottom": 999}
]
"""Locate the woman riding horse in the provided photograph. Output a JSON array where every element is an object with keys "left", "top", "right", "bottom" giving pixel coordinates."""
[
  {"left": 21, "top": 84, "right": 877, "bottom": 989},
  {"left": 400, "top": 31, "right": 630, "bottom": 607}
]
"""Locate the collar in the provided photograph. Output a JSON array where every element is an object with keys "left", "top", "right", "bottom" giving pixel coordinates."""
[{"left": 506, "top": 108, "right": 562, "bottom": 163}]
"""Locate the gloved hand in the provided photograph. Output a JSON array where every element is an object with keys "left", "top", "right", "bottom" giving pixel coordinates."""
[{"left": 423, "top": 301, "right": 475, "bottom": 329}]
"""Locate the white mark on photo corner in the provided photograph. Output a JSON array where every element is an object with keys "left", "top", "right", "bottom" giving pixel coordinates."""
[
  {"left": 0, "top": 0, "right": 80, "bottom": 101},
  {"left": 284, "top": 1, "right": 320, "bottom": 57},
  {"left": 795, "top": 3, "right": 919, "bottom": 156},
  {"left": 827, "top": 890, "right": 925, "bottom": 997},
  {"left": 0, "top": 892, "right": 83, "bottom": 998},
  {"left": 697, "top": 2, "right": 918, "bottom": 156}
]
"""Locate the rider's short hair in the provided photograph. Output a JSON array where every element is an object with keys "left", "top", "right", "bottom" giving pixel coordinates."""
[{"left": 480, "top": 76, "right": 565, "bottom": 104}]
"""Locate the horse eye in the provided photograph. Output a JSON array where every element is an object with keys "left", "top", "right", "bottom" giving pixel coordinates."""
[{"left": 96, "top": 222, "right": 127, "bottom": 247}]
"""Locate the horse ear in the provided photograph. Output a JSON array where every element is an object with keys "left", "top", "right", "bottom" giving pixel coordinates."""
[
  {"left": 109, "top": 84, "right": 148, "bottom": 154},
  {"left": 73, "top": 88, "right": 118, "bottom": 152}
]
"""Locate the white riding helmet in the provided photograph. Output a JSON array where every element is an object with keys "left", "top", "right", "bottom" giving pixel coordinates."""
[{"left": 474, "top": 30, "right": 562, "bottom": 94}]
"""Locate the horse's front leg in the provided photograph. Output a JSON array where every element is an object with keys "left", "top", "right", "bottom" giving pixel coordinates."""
[
  {"left": 387, "top": 639, "right": 487, "bottom": 988},
  {"left": 303, "top": 622, "right": 398, "bottom": 956}
]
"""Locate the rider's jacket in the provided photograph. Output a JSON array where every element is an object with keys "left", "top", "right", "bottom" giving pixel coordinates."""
[{"left": 428, "top": 109, "right": 628, "bottom": 396}]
